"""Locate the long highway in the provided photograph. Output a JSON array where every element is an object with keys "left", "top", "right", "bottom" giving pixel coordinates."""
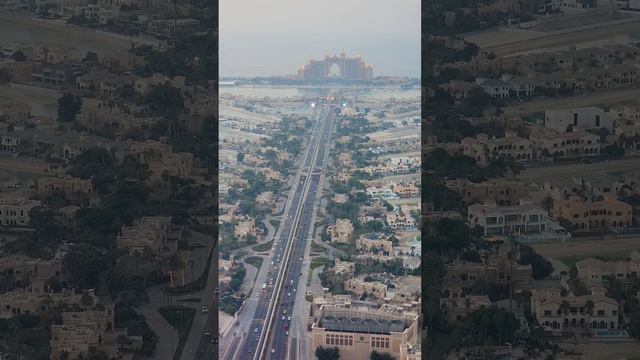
[
  {"left": 265, "top": 100, "right": 333, "bottom": 360},
  {"left": 219, "top": 99, "right": 335, "bottom": 360}
]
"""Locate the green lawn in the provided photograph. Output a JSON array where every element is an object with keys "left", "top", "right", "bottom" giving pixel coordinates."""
[
  {"left": 177, "top": 297, "right": 201, "bottom": 303},
  {"left": 560, "top": 252, "right": 630, "bottom": 269},
  {"left": 310, "top": 241, "right": 325, "bottom": 253},
  {"left": 158, "top": 305, "right": 196, "bottom": 359},
  {"left": 332, "top": 242, "right": 355, "bottom": 254},
  {"left": 307, "top": 257, "right": 332, "bottom": 286},
  {"left": 252, "top": 240, "right": 273, "bottom": 252},
  {"left": 245, "top": 256, "right": 264, "bottom": 269},
  {"left": 559, "top": 256, "right": 581, "bottom": 269},
  {"left": 158, "top": 306, "right": 195, "bottom": 337}
]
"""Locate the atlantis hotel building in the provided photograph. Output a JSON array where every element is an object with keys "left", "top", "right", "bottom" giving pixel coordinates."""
[{"left": 297, "top": 53, "right": 373, "bottom": 81}]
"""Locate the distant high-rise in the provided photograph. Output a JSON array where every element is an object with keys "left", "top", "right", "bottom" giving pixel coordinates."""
[{"left": 297, "top": 52, "right": 373, "bottom": 82}]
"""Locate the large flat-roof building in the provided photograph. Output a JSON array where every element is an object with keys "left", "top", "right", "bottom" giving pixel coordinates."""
[
  {"left": 311, "top": 306, "right": 418, "bottom": 360},
  {"left": 297, "top": 53, "right": 373, "bottom": 82}
]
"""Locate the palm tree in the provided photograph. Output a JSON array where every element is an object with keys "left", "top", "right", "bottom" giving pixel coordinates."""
[
  {"left": 585, "top": 300, "right": 595, "bottom": 315},
  {"left": 561, "top": 300, "right": 571, "bottom": 315},
  {"left": 117, "top": 334, "right": 129, "bottom": 353},
  {"left": 167, "top": 254, "right": 184, "bottom": 272},
  {"left": 542, "top": 196, "right": 554, "bottom": 214}
]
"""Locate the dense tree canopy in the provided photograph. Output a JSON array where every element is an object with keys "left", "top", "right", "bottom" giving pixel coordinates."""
[
  {"left": 57, "top": 93, "right": 83, "bottom": 122},
  {"left": 370, "top": 351, "right": 395, "bottom": 360},
  {"left": 520, "top": 245, "right": 553, "bottom": 280},
  {"left": 315, "top": 346, "right": 340, "bottom": 360},
  {"left": 141, "top": 83, "right": 184, "bottom": 119}
]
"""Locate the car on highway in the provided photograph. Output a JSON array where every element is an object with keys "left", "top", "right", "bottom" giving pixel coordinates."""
[
  {"left": 288, "top": 316, "right": 291, "bottom": 321},
  {"left": 254, "top": 327, "right": 258, "bottom": 333},
  {"left": 204, "top": 330, "right": 211, "bottom": 336}
]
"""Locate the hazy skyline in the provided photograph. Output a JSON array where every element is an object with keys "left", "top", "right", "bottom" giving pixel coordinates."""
[{"left": 220, "top": 0, "right": 420, "bottom": 78}]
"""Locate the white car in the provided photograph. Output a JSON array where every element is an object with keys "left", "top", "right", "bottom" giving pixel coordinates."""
[
  {"left": 287, "top": 316, "right": 291, "bottom": 321},
  {"left": 201, "top": 306, "right": 208, "bottom": 313}
]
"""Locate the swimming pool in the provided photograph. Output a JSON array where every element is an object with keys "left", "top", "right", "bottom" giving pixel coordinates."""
[{"left": 593, "top": 330, "right": 629, "bottom": 337}]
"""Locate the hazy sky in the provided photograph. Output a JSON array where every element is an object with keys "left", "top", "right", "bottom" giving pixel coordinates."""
[{"left": 220, "top": 0, "right": 420, "bottom": 78}]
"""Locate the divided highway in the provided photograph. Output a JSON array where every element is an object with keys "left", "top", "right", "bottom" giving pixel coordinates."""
[
  {"left": 266, "top": 103, "right": 333, "bottom": 360},
  {"left": 220, "top": 99, "right": 335, "bottom": 360}
]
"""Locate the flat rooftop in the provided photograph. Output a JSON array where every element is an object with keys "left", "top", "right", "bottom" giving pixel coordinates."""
[{"left": 318, "top": 308, "right": 413, "bottom": 335}]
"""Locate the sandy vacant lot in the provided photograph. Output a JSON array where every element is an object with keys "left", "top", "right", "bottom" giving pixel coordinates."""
[
  {"left": 485, "top": 17, "right": 640, "bottom": 56},
  {"left": 566, "top": 342, "right": 640, "bottom": 360},
  {"left": 504, "top": 88, "right": 640, "bottom": 116},
  {"left": 387, "top": 197, "right": 420, "bottom": 207},
  {"left": 0, "top": 13, "right": 156, "bottom": 55},
  {"left": 380, "top": 173, "right": 419, "bottom": 183},
  {"left": 532, "top": 237, "right": 640, "bottom": 260},
  {"left": 0, "top": 84, "right": 59, "bottom": 118},
  {"left": 367, "top": 126, "right": 420, "bottom": 142},
  {"left": 0, "top": 156, "right": 49, "bottom": 175},
  {"left": 517, "top": 157, "right": 640, "bottom": 182},
  {"left": 219, "top": 128, "right": 268, "bottom": 142},
  {"left": 462, "top": 28, "right": 544, "bottom": 48},
  {"left": 219, "top": 103, "right": 280, "bottom": 125}
]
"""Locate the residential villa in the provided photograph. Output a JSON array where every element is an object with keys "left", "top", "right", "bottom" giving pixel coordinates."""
[
  {"left": 552, "top": 195, "right": 632, "bottom": 232},
  {"left": 530, "top": 287, "right": 619, "bottom": 335}
]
